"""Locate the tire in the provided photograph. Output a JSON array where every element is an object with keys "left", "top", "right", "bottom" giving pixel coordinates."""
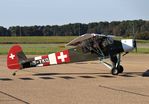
[
  {"left": 12, "top": 72, "right": 16, "bottom": 76},
  {"left": 118, "top": 65, "right": 124, "bottom": 73},
  {"left": 111, "top": 68, "right": 119, "bottom": 75}
]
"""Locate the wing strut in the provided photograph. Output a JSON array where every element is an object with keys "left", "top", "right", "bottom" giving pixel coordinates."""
[{"left": 99, "top": 53, "right": 124, "bottom": 75}]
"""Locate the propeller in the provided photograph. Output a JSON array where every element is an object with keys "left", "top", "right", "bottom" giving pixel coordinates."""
[
  {"left": 122, "top": 52, "right": 129, "bottom": 56},
  {"left": 132, "top": 22, "right": 137, "bottom": 52},
  {"left": 133, "top": 39, "right": 137, "bottom": 52},
  {"left": 123, "top": 22, "right": 137, "bottom": 56}
]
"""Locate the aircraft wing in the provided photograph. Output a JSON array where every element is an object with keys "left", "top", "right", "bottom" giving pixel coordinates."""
[{"left": 66, "top": 33, "right": 114, "bottom": 46}]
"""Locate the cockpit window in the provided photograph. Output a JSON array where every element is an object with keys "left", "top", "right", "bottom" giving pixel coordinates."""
[
  {"left": 80, "top": 36, "right": 114, "bottom": 54},
  {"left": 102, "top": 37, "right": 113, "bottom": 47}
]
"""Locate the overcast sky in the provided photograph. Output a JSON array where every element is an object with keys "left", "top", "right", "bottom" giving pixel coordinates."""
[{"left": 0, "top": 0, "right": 149, "bottom": 27}]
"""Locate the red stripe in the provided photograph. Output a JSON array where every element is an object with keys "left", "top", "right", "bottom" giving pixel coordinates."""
[{"left": 42, "top": 55, "right": 50, "bottom": 66}]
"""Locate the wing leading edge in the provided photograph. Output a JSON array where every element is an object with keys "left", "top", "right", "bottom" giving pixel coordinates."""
[{"left": 66, "top": 33, "right": 114, "bottom": 46}]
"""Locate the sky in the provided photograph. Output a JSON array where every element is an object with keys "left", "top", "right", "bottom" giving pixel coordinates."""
[{"left": 0, "top": 0, "right": 149, "bottom": 28}]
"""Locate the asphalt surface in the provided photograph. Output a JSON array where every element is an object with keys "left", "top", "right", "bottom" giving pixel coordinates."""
[{"left": 0, "top": 54, "right": 149, "bottom": 104}]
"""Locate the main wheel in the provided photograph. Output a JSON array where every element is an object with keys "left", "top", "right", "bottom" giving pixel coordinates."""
[
  {"left": 111, "top": 68, "right": 119, "bottom": 75},
  {"left": 118, "top": 65, "right": 124, "bottom": 73}
]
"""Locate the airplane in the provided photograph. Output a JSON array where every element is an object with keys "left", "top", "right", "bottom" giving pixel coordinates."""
[{"left": 7, "top": 33, "right": 137, "bottom": 76}]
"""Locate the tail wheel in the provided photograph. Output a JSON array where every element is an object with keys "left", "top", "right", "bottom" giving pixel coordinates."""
[
  {"left": 118, "top": 65, "right": 124, "bottom": 73},
  {"left": 111, "top": 68, "right": 119, "bottom": 75}
]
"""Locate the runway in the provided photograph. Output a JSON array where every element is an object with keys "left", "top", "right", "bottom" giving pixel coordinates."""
[{"left": 1, "top": 54, "right": 149, "bottom": 104}]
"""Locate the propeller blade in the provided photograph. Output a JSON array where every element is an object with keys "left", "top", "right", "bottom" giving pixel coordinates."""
[
  {"left": 123, "top": 52, "right": 129, "bottom": 56},
  {"left": 133, "top": 39, "right": 137, "bottom": 52},
  {"left": 132, "top": 22, "right": 137, "bottom": 52}
]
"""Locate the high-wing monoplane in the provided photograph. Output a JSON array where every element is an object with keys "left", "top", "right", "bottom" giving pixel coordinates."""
[{"left": 7, "top": 33, "right": 137, "bottom": 75}]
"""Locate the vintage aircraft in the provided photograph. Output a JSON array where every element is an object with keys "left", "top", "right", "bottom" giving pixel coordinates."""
[{"left": 7, "top": 33, "right": 137, "bottom": 75}]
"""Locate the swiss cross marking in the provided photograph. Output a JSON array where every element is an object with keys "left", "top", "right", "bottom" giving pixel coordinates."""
[
  {"left": 57, "top": 52, "right": 67, "bottom": 62},
  {"left": 9, "top": 53, "right": 15, "bottom": 59}
]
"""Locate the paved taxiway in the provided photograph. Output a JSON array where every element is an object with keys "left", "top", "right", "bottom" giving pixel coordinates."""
[{"left": 0, "top": 54, "right": 149, "bottom": 104}]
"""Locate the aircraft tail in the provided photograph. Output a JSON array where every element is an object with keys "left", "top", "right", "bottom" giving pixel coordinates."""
[{"left": 7, "top": 45, "right": 27, "bottom": 70}]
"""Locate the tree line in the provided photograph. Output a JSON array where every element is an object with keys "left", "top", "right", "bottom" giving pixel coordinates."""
[{"left": 0, "top": 19, "right": 149, "bottom": 39}]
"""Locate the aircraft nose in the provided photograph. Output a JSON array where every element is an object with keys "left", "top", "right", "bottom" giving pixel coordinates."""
[{"left": 121, "top": 39, "right": 135, "bottom": 52}]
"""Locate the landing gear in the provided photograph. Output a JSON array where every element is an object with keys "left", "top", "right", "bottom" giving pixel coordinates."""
[
  {"left": 111, "top": 53, "right": 124, "bottom": 75},
  {"left": 111, "top": 68, "right": 119, "bottom": 75},
  {"left": 110, "top": 54, "right": 124, "bottom": 75},
  {"left": 100, "top": 53, "right": 124, "bottom": 75},
  {"left": 12, "top": 72, "right": 16, "bottom": 76},
  {"left": 111, "top": 65, "right": 124, "bottom": 75},
  {"left": 12, "top": 71, "right": 17, "bottom": 76},
  {"left": 118, "top": 65, "right": 124, "bottom": 73}
]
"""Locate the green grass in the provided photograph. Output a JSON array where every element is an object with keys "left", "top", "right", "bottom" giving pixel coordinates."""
[
  {"left": 0, "top": 36, "right": 149, "bottom": 55},
  {"left": 0, "top": 36, "right": 77, "bottom": 44},
  {"left": 136, "top": 40, "right": 149, "bottom": 43},
  {"left": 0, "top": 36, "right": 76, "bottom": 55},
  {"left": 0, "top": 44, "right": 69, "bottom": 55},
  {"left": 1, "top": 44, "right": 149, "bottom": 55},
  {"left": 132, "top": 48, "right": 149, "bottom": 54},
  {"left": 0, "top": 36, "right": 149, "bottom": 43}
]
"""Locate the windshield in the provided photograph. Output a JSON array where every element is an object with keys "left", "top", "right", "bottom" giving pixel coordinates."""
[{"left": 81, "top": 37, "right": 113, "bottom": 54}]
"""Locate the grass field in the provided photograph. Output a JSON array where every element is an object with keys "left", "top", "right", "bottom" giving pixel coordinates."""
[
  {"left": 0, "top": 36, "right": 149, "bottom": 55},
  {"left": 0, "top": 36, "right": 149, "bottom": 43},
  {"left": 0, "top": 44, "right": 69, "bottom": 55},
  {"left": 0, "top": 36, "right": 75, "bottom": 55},
  {"left": 1, "top": 43, "right": 149, "bottom": 55},
  {"left": 0, "top": 36, "right": 77, "bottom": 44}
]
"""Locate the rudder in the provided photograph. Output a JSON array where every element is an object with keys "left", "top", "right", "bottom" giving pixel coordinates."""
[{"left": 7, "top": 45, "right": 27, "bottom": 70}]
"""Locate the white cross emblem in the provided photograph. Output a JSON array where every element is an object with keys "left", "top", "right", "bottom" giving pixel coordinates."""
[
  {"left": 9, "top": 53, "right": 15, "bottom": 59},
  {"left": 58, "top": 52, "right": 67, "bottom": 62}
]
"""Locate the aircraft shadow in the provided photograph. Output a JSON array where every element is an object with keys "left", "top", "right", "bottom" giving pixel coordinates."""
[
  {"left": 33, "top": 72, "right": 105, "bottom": 76},
  {"left": 123, "top": 70, "right": 149, "bottom": 77},
  {"left": 59, "top": 76, "right": 75, "bottom": 80},
  {"left": 19, "top": 77, "right": 34, "bottom": 80},
  {"left": 39, "top": 77, "right": 55, "bottom": 80},
  {"left": 1, "top": 70, "right": 149, "bottom": 81},
  {"left": 33, "top": 70, "right": 149, "bottom": 78},
  {"left": 33, "top": 73, "right": 102, "bottom": 80},
  {"left": 0, "top": 78, "right": 13, "bottom": 81}
]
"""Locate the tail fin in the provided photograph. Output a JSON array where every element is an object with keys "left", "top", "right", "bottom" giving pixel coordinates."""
[{"left": 7, "top": 45, "right": 27, "bottom": 70}]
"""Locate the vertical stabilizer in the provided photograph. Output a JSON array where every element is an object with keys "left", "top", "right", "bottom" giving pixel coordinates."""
[{"left": 7, "top": 45, "right": 27, "bottom": 70}]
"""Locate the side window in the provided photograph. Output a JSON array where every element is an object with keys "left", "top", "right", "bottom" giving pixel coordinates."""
[
  {"left": 102, "top": 37, "right": 113, "bottom": 47},
  {"left": 81, "top": 41, "right": 90, "bottom": 53},
  {"left": 107, "top": 37, "right": 114, "bottom": 44}
]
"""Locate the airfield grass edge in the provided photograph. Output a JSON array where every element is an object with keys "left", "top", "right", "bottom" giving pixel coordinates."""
[
  {"left": 0, "top": 36, "right": 77, "bottom": 44},
  {"left": 0, "top": 44, "right": 149, "bottom": 55},
  {"left": 0, "top": 36, "right": 149, "bottom": 55},
  {"left": 0, "top": 44, "right": 69, "bottom": 55}
]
